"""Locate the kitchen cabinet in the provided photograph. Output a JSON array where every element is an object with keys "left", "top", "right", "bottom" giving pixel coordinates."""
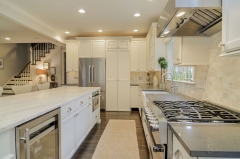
[
  {"left": 106, "top": 40, "right": 129, "bottom": 49},
  {"left": 146, "top": 23, "right": 166, "bottom": 71},
  {"left": 79, "top": 40, "right": 106, "bottom": 57},
  {"left": 0, "top": 129, "right": 15, "bottom": 159},
  {"left": 221, "top": 0, "right": 240, "bottom": 56},
  {"left": 131, "top": 40, "right": 147, "bottom": 71},
  {"left": 61, "top": 92, "right": 99, "bottom": 159},
  {"left": 106, "top": 48, "right": 130, "bottom": 111},
  {"left": 66, "top": 40, "right": 79, "bottom": 72},
  {"left": 167, "top": 37, "right": 210, "bottom": 66},
  {"left": 75, "top": 106, "right": 86, "bottom": 148},
  {"left": 85, "top": 101, "right": 92, "bottom": 134},
  {"left": 130, "top": 86, "right": 138, "bottom": 108},
  {"left": 61, "top": 113, "right": 76, "bottom": 159}
]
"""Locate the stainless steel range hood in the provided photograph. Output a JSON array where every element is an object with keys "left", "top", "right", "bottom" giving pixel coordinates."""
[{"left": 157, "top": 0, "right": 222, "bottom": 38}]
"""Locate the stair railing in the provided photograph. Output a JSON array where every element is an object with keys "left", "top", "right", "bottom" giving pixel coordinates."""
[{"left": 31, "top": 43, "right": 55, "bottom": 65}]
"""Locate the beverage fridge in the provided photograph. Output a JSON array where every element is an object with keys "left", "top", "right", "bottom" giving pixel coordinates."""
[{"left": 78, "top": 58, "right": 106, "bottom": 110}]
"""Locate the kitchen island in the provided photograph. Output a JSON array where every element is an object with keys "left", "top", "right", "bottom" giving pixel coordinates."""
[{"left": 0, "top": 86, "right": 100, "bottom": 159}]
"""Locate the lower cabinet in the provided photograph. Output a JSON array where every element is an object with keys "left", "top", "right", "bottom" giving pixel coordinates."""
[
  {"left": 130, "top": 86, "right": 138, "bottom": 108},
  {"left": 61, "top": 92, "right": 100, "bottom": 159},
  {"left": 0, "top": 128, "right": 15, "bottom": 159},
  {"left": 75, "top": 106, "right": 86, "bottom": 148},
  {"left": 61, "top": 113, "right": 76, "bottom": 159},
  {"left": 85, "top": 101, "right": 92, "bottom": 135}
]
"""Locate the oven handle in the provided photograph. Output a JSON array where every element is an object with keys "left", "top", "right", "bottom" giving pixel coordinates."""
[
  {"left": 20, "top": 128, "right": 30, "bottom": 159},
  {"left": 92, "top": 94, "right": 100, "bottom": 100}
]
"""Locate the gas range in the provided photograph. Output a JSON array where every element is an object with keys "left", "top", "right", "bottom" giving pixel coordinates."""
[
  {"left": 142, "top": 100, "right": 240, "bottom": 159},
  {"left": 153, "top": 101, "right": 240, "bottom": 123}
]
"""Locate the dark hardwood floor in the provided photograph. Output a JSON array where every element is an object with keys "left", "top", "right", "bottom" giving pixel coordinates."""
[{"left": 72, "top": 111, "right": 149, "bottom": 159}]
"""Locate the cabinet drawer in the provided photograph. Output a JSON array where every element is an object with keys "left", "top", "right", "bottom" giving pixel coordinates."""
[
  {"left": 76, "top": 96, "right": 86, "bottom": 110},
  {"left": 86, "top": 93, "right": 92, "bottom": 101},
  {"left": 61, "top": 100, "right": 76, "bottom": 120},
  {"left": 92, "top": 107, "right": 100, "bottom": 127}
]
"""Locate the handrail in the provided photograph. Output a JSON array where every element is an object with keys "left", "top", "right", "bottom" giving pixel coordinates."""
[
  {"left": 32, "top": 43, "right": 40, "bottom": 50},
  {"left": 15, "top": 62, "right": 31, "bottom": 77}
]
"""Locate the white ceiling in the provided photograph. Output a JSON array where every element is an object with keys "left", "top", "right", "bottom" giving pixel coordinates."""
[
  {"left": 0, "top": 15, "right": 59, "bottom": 44},
  {"left": 7, "top": 0, "right": 167, "bottom": 39}
]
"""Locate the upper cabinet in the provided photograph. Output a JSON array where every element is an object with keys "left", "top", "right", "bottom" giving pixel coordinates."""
[
  {"left": 146, "top": 23, "right": 166, "bottom": 71},
  {"left": 66, "top": 40, "right": 79, "bottom": 72},
  {"left": 79, "top": 40, "right": 105, "bottom": 58},
  {"left": 167, "top": 37, "right": 210, "bottom": 66},
  {"left": 221, "top": 0, "right": 240, "bottom": 56},
  {"left": 106, "top": 40, "right": 129, "bottom": 49},
  {"left": 131, "top": 39, "right": 146, "bottom": 72}
]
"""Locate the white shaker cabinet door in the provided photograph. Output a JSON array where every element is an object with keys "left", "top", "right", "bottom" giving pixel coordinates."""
[
  {"left": 61, "top": 113, "right": 76, "bottom": 159},
  {"left": 138, "top": 41, "right": 147, "bottom": 71},
  {"left": 118, "top": 80, "right": 130, "bottom": 111},
  {"left": 130, "top": 86, "right": 138, "bottom": 108},
  {"left": 106, "top": 49, "right": 118, "bottom": 80},
  {"left": 92, "top": 40, "right": 105, "bottom": 57},
  {"left": 118, "top": 49, "right": 130, "bottom": 80},
  {"left": 80, "top": 40, "right": 92, "bottom": 57},
  {"left": 66, "top": 43, "right": 74, "bottom": 72},
  {"left": 106, "top": 80, "right": 118, "bottom": 111},
  {"left": 118, "top": 40, "right": 129, "bottom": 49},
  {"left": 130, "top": 41, "right": 139, "bottom": 71},
  {"left": 73, "top": 42, "right": 79, "bottom": 71},
  {"left": 85, "top": 101, "right": 92, "bottom": 135},
  {"left": 75, "top": 106, "right": 86, "bottom": 148},
  {"left": 222, "top": 0, "right": 240, "bottom": 53},
  {"left": 106, "top": 40, "right": 118, "bottom": 49}
]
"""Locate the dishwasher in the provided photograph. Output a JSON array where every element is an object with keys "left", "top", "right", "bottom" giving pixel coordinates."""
[{"left": 16, "top": 108, "right": 60, "bottom": 159}]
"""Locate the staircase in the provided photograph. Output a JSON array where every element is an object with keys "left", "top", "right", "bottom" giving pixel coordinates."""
[
  {"left": 2, "top": 43, "right": 55, "bottom": 96},
  {"left": 2, "top": 62, "right": 31, "bottom": 96},
  {"left": 31, "top": 43, "right": 55, "bottom": 65}
]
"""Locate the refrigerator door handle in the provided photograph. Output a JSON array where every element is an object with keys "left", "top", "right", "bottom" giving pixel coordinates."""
[
  {"left": 89, "top": 65, "right": 92, "bottom": 83},
  {"left": 92, "top": 65, "right": 94, "bottom": 83}
]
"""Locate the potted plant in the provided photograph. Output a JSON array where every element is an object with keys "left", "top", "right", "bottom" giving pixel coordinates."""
[{"left": 158, "top": 57, "right": 168, "bottom": 89}]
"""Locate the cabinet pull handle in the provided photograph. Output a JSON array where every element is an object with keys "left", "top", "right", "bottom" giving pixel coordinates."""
[
  {"left": 80, "top": 101, "right": 83, "bottom": 104},
  {"left": 20, "top": 128, "right": 30, "bottom": 159},
  {"left": 67, "top": 108, "right": 72, "bottom": 112},
  {"left": 89, "top": 97, "right": 91, "bottom": 100},
  {"left": 89, "top": 103, "right": 91, "bottom": 106},
  {"left": 96, "top": 115, "right": 97, "bottom": 118},
  {"left": 218, "top": 42, "right": 225, "bottom": 47}
]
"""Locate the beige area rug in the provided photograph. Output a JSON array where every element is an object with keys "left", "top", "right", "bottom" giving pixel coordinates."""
[{"left": 92, "top": 120, "right": 140, "bottom": 159}]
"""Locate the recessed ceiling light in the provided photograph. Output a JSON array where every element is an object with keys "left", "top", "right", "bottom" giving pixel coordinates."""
[
  {"left": 65, "top": 31, "right": 70, "bottom": 34},
  {"left": 5, "top": 38, "right": 10, "bottom": 40},
  {"left": 163, "top": 31, "right": 170, "bottom": 35},
  {"left": 133, "top": 30, "right": 138, "bottom": 32},
  {"left": 176, "top": 12, "right": 185, "bottom": 17},
  {"left": 134, "top": 13, "right": 140, "bottom": 17},
  {"left": 98, "top": 30, "right": 103, "bottom": 32},
  {"left": 78, "top": 9, "right": 86, "bottom": 13}
]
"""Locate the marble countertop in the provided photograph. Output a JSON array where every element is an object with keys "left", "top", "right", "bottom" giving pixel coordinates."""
[
  {"left": 131, "top": 84, "right": 165, "bottom": 91},
  {"left": 0, "top": 86, "right": 100, "bottom": 133},
  {"left": 169, "top": 123, "right": 240, "bottom": 158},
  {"left": 145, "top": 92, "right": 198, "bottom": 102}
]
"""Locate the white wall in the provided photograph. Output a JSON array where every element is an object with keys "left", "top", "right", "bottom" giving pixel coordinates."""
[{"left": 0, "top": 43, "right": 30, "bottom": 87}]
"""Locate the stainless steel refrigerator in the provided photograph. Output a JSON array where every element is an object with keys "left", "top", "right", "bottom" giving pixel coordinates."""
[{"left": 79, "top": 58, "right": 106, "bottom": 110}]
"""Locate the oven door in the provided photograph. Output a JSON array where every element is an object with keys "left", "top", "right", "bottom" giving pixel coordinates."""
[
  {"left": 149, "top": 128, "right": 165, "bottom": 159},
  {"left": 92, "top": 94, "right": 100, "bottom": 112}
]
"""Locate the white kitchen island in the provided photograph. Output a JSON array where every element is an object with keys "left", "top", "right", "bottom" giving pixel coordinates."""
[{"left": 0, "top": 86, "right": 100, "bottom": 159}]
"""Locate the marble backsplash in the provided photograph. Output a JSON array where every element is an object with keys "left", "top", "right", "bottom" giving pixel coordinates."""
[
  {"left": 67, "top": 72, "right": 78, "bottom": 84},
  {"left": 130, "top": 71, "right": 155, "bottom": 85}
]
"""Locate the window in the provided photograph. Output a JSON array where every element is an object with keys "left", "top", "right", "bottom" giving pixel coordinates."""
[{"left": 172, "top": 66, "right": 194, "bottom": 83}]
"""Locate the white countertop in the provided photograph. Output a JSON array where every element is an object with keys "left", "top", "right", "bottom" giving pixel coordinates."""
[{"left": 0, "top": 86, "right": 100, "bottom": 133}]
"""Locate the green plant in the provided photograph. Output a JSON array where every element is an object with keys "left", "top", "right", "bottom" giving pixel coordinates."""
[{"left": 158, "top": 57, "right": 168, "bottom": 83}]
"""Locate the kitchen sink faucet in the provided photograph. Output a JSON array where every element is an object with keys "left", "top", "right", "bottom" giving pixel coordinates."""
[{"left": 162, "top": 72, "right": 178, "bottom": 93}]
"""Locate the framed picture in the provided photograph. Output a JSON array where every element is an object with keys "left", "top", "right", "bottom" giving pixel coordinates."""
[
  {"left": 0, "top": 58, "right": 3, "bottom": 69},
  {"left": 49, "top": 67, "right": 56, "bottom": 75},
  {"left": 43, "top": 62, "right": 49, "bottom": 69}
]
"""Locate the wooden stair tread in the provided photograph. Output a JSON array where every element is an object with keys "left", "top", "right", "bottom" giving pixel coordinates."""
[
  {"left": 3, "top": 88, "right": 12, "bottom": 90},
  {"left": 2, "top": 93, "right": 15, "bottom": 95}
]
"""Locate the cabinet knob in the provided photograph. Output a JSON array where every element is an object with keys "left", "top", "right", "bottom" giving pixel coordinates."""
[
  {"left": 88, "top": 97, "right": 91, "bottom": 100},
  {"left": 218, "top": 42, "right": 225, "bottom": 47},
  {"left": 67, "top": 107, "right": 72, "bottom": 112},
  {"left": 80, "top": 101, "right": 83, "bottom": 104},
  {"left": 175, "top": 150, "right": 183, "bottom": 159}
]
